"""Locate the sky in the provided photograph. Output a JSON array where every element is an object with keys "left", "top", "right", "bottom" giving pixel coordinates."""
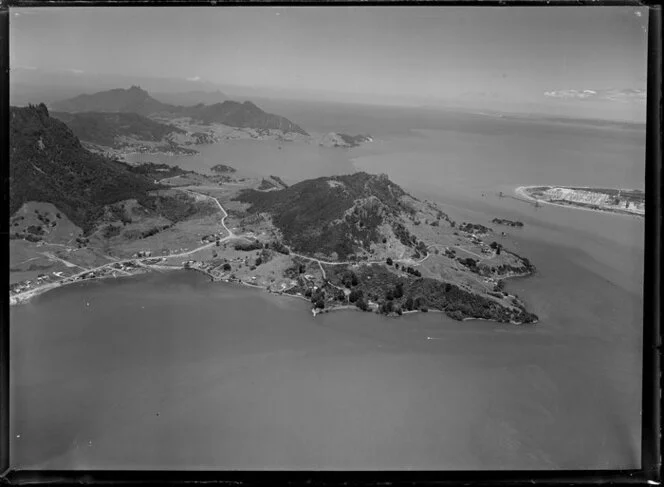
[{"left": 10, "top": 6, "right": 649, "bottom": 121}]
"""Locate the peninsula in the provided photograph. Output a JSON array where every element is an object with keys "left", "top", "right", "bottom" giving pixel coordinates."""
[
  {"left": 516, "top": 185, "right": 644, "bottom": 216},
  {"left": 10, "top": 104, "right": 538, "bottom": 324}
]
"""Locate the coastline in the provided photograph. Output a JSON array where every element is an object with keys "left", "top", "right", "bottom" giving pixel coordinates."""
[
  {"left": 515, "top": 185, "right": 644, "bottom": 217},
  {"left": 10, "top": 263, "right": 537, "bottom": 324},
  {"left": 9, "top": 267, "right": 161, "bottom": 306}
]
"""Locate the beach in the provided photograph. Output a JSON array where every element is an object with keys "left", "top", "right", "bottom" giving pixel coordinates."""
[{"left": 515, "top": 185, "right": 645, "bottom": 217}]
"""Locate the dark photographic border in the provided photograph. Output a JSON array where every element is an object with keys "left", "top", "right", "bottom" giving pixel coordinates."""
[{"left": 0, "top": 1, "right": 660, "bottom": 485}]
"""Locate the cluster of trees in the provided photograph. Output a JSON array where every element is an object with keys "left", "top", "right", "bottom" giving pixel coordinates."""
[
  {"left": 392, "top": 222, "right": 415, "bottom": 247},
  {"left": 340, "top": 270, "right": 359, "bottom": 287},
  {"left": 123, "top": 224, "right": 172, "bottom": 240},
  {"left": 34, "top": 210, "right": 56, "bottom": 227},
  {"left": 459, "top": 257, "right": 478, "bottom": 269},
  {"left": 11, "top": 231, "right": 42, "bottom": 243},
  {"left": 234, "top": 240, "right": 263, "bottom": 251},
  {"left": 102, "top": 224, "right": 122, "bottom": 239},
  {"left": 403, "top": 266, "right": 422, "bottom": 277},
  {"left": 108, "top": 204, "right": 132, "bottom": 225},
  {"left": 346, "top": 288, "right": 370, "bottom": 311},
  {"left": 270, "top": 240, "right": 290, "bottom": 255},
  {"left": 379, "top": 300, "right": 403, "bottom": 315},
  {"left": 26, "top": 225, "right": 44, "bottom": 236},
  {"left": 385, "top": 282, "right": 404, "bottom": 301},
  {"left": 459, "top": 222, "right": 491, "bottom": 234},
  {"left": 75, "top": 236, "right": 89, "bottom": 248},
  {"left": 311, "top": 288, "right": 326, "bottom": 310}
]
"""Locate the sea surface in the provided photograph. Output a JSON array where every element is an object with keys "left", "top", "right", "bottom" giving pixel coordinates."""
[{"left": 10, "top": 105, "right": 645, "bottom": 470}]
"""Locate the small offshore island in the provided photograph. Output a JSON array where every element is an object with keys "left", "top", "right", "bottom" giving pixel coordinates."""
[
  {"left": 516, "top": 185, "right": 644, "bottom": 216},
  {"left": 10, "top": 103, "right": 538, "bottom": 324}
]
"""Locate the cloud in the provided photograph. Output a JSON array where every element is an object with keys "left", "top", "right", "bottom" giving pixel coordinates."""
[
  {"left": 544, "top": 88, "right": 646, "bottom": 102},
  {"left": 69, "top": 68, "right": 85, "bottom": 75},
  {"left": 186, "top": 76, "right": 201, "bottom": 82}
]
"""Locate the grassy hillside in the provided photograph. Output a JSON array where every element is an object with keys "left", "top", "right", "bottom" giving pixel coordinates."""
[
  {"left": 9, "top": 104, "right": 160, "bottom": 233},
  {"left": 234, "top": 172, "right": 415, "bottom": 259},
  {"left": 52, "top": 111, "right": 185, "bottom": 147}
]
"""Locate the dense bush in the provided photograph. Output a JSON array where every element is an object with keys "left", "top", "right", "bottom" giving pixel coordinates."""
[
  {"left": 270, "top": 240, "right": 290, "bottom": 255},
  {"left": 234, "top": 240, "right": 263, "bottom": 251},
  {"left": 102, "top": 225, "right": 122, "bottom": 239},
  {"left": 10, "top": 105, "right": 160, "bottom": 234}
]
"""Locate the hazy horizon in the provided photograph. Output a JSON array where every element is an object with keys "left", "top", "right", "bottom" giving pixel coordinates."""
[{"left": 10, "top": 6, "right": 649, "bottom": 121}]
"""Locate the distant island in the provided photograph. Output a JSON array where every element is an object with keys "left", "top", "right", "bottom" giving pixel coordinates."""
[
  {"left": 210, "top": 164, "right": 236, "bottom": 174},
  {"left": 516, "top": 185, "right": 644, "bottom": 216},
  {"left": 9, "top": 104, "right": 538, "bottom": 324},
  {"left": 319, "top": 132, "right": 373, "bottom": 148}
]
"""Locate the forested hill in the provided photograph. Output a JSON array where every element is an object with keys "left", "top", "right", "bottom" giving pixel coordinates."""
[
  {"left": 234, "top": 172, "right": 417, "bottom": 259},
  {"left": 9, "top": 104, "right": 159, "bottom": 233},
  {"left": 51, "top": 86, "right": 309, "bottom": 135},
  {"left": 51, "top": 111, "right": 186, "bottom": 147}
]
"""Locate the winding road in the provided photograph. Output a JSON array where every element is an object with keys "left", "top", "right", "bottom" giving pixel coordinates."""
[{"left": 10, "top": 190, "right": 238, "bottom": 304}]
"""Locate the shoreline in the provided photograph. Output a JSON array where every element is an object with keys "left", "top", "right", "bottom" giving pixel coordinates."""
[
  {"left": 9, "top": 267, "right": 161, "bottom": 306},
  {"left": 514, "top": 185, "right": 644, "bottom": 217},
  {"left": 10, "top": 266, "right": 537, "bottom": 325}
]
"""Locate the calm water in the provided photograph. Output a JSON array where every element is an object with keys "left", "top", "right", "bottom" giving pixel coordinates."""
[
  {"left": 125, "top": 138, "right": 356, "bottom": 184},
  {"left": 10, "top": 106, "right": 645, "bottom": 470}
]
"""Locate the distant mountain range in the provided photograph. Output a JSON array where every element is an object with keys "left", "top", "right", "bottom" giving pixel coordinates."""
[{"left": 51, "top": 86, "right": 309, "bottom": 135}]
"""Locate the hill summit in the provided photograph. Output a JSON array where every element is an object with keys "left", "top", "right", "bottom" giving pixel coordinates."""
[
  {"left": 234, "top": 172, "right": 419, "bottom": 260},
  {"left": 51, "top": 85, "right": 167, "bottom": 116}
]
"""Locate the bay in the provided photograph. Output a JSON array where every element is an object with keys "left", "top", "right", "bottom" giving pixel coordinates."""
[{"left": 10, "top": 106, "right": 645, "bottom": 470}]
